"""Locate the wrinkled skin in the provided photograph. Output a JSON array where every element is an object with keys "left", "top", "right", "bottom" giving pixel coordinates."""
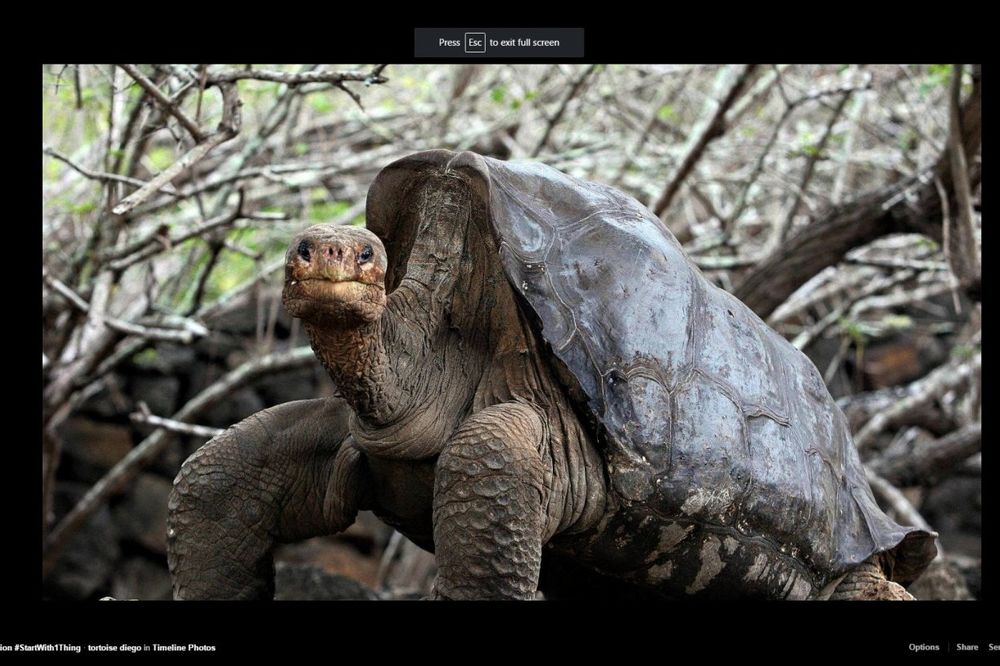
[{"left": 168, "top": 151, "right": 931, "bottom": 600}]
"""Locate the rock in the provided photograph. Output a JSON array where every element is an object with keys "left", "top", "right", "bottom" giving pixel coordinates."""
[
  {"left": 274, "top": 535, "right": 380, "bottom": 588},
  {"left": 203, "top": 291, "right": 266, "bottom": 335},
  {"left": 148, "top": 439, "right": 189, "bottom": 480},
  {"left": 44, "top": 483, "right": 120, "bottom": 600},
  {"left": 195, "top": 331, "right": 252, "bottom": 363},
  {"left": 155, "top": 344, "right": 198, "bottom": 374},
  {"left": 58, "top": 418, "right": 133, "bottom": 482},
  {"left": 254, "top": 366, "right": 320, "bottom": 406},
  {"left": 382, "top": 538, "right": 436, "bottom": 597},
  {"left": 949, "top": 555, "right": 982, "bottom": 599},
  {"left": 803, "top": 336, "right": 852, "bottom": 400},
  {"left": 129, "top": 375, "right": 181, "bottom": 418},
  {"left": 111, "top": 474, "right": 172, "bottom": 555},
  {"left": 349, "top": 510, "right": 395, "bottom": 552},
  {"left": 274, "top": 562, "right": 379, "bottom": 600},
  {"left": 851, "top": 333, "right": 947, "bottom": 391},
  {"left": 909, "top": 558, "right": 974, "bottom": 600},
  {"left": 78, "top": 377, "right": 133, "bottom": 419},
  {"left": 921, "top": 476, "right": 981, "bottom": 556},
  {"left": 112, "top": 557, "right": 173, "bottom": 600},
  {"left": 202, "top": 387, "right": 265, "bottom": 429},
  {"left": 187, "top": 358, "right": 224, "bottom": 396}
]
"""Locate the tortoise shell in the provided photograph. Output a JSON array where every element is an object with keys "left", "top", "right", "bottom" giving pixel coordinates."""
[{"left": 367, "top": 149, "right": 937, "bottom": 594}]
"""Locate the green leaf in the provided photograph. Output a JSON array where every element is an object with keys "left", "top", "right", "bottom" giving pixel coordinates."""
[
  {"left": 919, "top": 64, "right": 953, "bottom": 97},
  {"left": 45, "top": 159, "right": 63, "bottom": 180},
  {"left": 510, "top": 98, "right": 522, "bottom": 110},
  {"left": 309, "top": 201, "right": 345, "bottom": 221},
  {"left": 207, "top": 251, "right": 256, "bottom": 299},
  {"left": 928, "top": 64, "right": 952, "bottom": 79},
  {"left": 132, "top": 348, "right": 160, "bottom": 368},
  {"left": 309, "top": 93, "right": 334, "bottom": 114},
  {"left": 491, "top": 87, "right": 506, "bottom": 103},
  {"left": 838, "top": 317, "right": 869, "bottom": 345},
  {"left": 951, "top": 344, "right": 977, "bottom": 360},
  {"left": 69, "top": 201, "right": 98, "bottom": 215},
  {"left": 294, "top": 142, "right": 309, "bottom": 156},
  {"left": 657, "top": 104, "right": 676, "bottom": 121},
  {"left": 897, "top": 128, "right": 919, "bottom": 151},
  {"left": 882, "top": 314, "right": 913, "bottom": 330},
  {"left": 147, "top": 146, "right": 173, "bottom": 171}
]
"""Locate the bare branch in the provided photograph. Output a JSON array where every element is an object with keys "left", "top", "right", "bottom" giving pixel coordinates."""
[
  {"left": 43, "top": 269, "right": 205, "bottom": 344},
  {"left": 870, "top": 423, "right": 981, "bottom": 487},
  {"left": 845, "top": 256, "right": 948, "bottom": 273},
  {"left": 205, "top": 66, "right": 389, "bottom": 86},
  {"left": 854, "top": 353, "right": 980, "bottom": 451},
  {"left": 112, "top": 82, "right": 242, "bottom": 216},
  {"left": 117, "top": 64, "right": 205, "bottom": 142},
  {"left": 652, "top": 64, "right": 759, "bottom": 217},
  {"left": 943, "top": 64, "right": 981, "bottom": 297},
  {"left": 532, "top": 65, "right": 598, "bottom": 157},
  {"left": 130, "top": 402, "right": 224, "bottom": 439},
  {"left": 831, "top": 86, "right": 868, "bottom": 204},
  {"left": 727, "top": 72, "right": 876, "bottom": 230},
  {"left": 106, "top": 198, "right": 244, "bottom": 271},
  {"left": 864, "top": 467, "right": 935, "bottom": 535},
  {"left": 73, "top": 65, "right": 83, "bottom": 109},
  {"left": 42, "top": 345, "right": 317, "bottom": 576},
  {"left": 42, "top": 145, "right": 182, "bottom": 197},
  {"left": 610, "top": 67, "right": 694, "bottom": 187},
  {"left": 850, "top": 280, "right": 955, "bottom": 314},
  {"left": 721, "top": 64, "right": 789, "bottom": 130},
  {"left": 790, "top": 269, "right": 915, "bottom": 351},
  {"left": 690, "top": 254, "right": 759, "bottom": 270},
  {"left": 771, "top": 90, "right": 852, "bottom": 245}
]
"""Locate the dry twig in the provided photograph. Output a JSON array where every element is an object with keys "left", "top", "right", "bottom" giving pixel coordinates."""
[
  {"left": 854, "top": 353, "right": 980, "bottom": 451},
  {"left": 42, "top": 346, "right": 317, "bottom": 576}
]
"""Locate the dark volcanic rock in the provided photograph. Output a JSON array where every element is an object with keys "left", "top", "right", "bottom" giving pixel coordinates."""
[
  {"left": 59, "top": 418, "right": 133, "bottom": 470},
  {"left": 254, "top": 366, "right": 320, "bottom": 406},
  {"left": 129, "top": 375, "right": 181, "bottom": 418},
  {"left": 274, "top": 562, "right": 379, "bottom": 600},
  {"left": 45, "top": 483, "right": 120, "bottom": 599},
  {"left": 201, "top": 387, "right": 265, "bottom": 429},
  {"left": 909, "top": 558, "right": 973, "bottom": 600},
  {"left": 112, "top": 474, "right": 172, "bottom": 555},
  {"left": 112, "top": 556, "right": 173, "bottom": 600}
]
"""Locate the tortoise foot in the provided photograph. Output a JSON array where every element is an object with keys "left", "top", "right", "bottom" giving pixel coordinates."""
[{"left": 829, "top": 559, "right": 915, "bottom": 600}]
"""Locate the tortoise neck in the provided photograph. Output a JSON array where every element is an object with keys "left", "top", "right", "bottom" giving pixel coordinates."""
[{"left": 304, "top": 316, "right": 400, "bottom": 425}]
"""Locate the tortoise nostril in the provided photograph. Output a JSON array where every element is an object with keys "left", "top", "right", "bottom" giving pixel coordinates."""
[
  {"left": 297, "top": 240, "right": 311, "bottom": 262},
  {"left": 336, "top": 247, "right": 343, "bottom": 260}
]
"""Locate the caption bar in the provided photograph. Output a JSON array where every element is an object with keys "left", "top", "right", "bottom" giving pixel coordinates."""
[{"left": 415, "top": 28, "right": 584, "bottom": 58}]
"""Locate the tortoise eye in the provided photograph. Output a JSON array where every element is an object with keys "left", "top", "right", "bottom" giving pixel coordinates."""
[{"left": 358, "top": 245, "right": 373, "bottom": 264}]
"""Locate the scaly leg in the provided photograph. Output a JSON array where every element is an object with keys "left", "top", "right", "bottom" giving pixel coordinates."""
[
  {"left": 167, "top": 398, "right": 369, "bottom": 599},
  {"left": 432, "top": 402, "right": 552, "bottom": 600},
  {"left": 829, "top": 556, "right": 915, "bottom": 600}
]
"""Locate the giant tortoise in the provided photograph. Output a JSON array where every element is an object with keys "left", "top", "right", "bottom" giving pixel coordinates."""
[{"left": 167, "top": 149, "right": 937, "bottom": 600}]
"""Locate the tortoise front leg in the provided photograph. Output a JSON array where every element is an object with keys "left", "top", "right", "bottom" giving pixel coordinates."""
[
  {"left": 167, "top": 398, "right": 369, "bottom": 599},
  {"left": 432, "top": 402, "right": 552, "bottom": 600},
  {"left": 828, "top": 556, "right": 915, "bottom": 600}
]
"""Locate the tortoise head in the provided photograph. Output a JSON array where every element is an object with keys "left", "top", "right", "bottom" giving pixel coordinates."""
[{"left": 282, "top": 224, "right": 388, "bottom": 326}]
